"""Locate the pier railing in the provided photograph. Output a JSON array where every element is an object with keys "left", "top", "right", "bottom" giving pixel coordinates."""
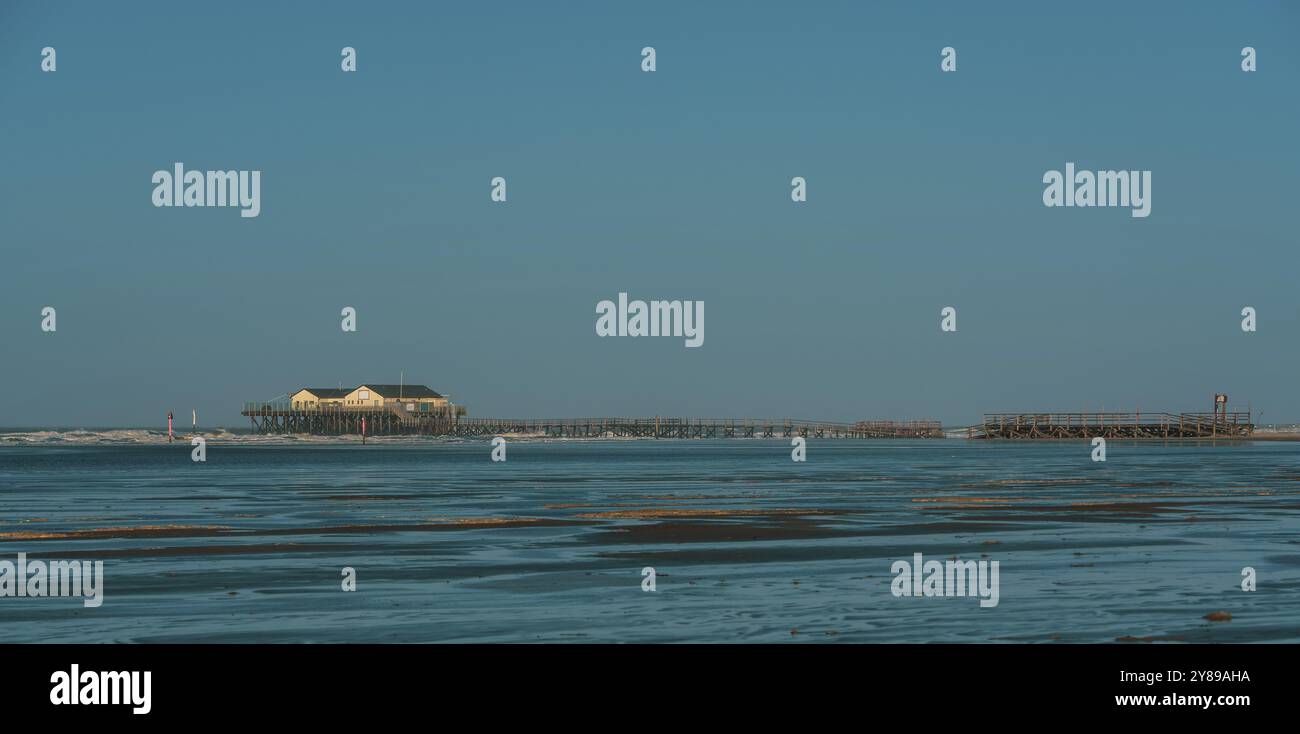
[{"left": 974, "top": 411, "right": 1252, "bottom": 439}]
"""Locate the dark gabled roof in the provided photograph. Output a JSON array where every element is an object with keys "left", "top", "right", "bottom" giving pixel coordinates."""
[
  {"left": 361, "top": 384, "right": 444, "bottom": 399},
  {"left": 298, "top": 388, "right": 351, "bottom": 398}
]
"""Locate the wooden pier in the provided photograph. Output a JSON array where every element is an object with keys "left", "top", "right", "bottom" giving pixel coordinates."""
[
  {"left": 971, "top": 411, "right": 1253, "bottom": 440},
  {"left": 446, "top": 417, "right": 943, "bottom": 439},
  {"left": 240, "top": 403, "right": 942, "bottom": 438},
  {"left": 242, "top": 402, "right": 466, "bottom": 436}
]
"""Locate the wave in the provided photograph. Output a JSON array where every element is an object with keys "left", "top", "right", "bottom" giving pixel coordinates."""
[
  {"left": 0, "top": 428, "right": 175, "bottom": 445},
  {"left": 0, "top": 429, "right": 637, "bottom": 446},
  {"left": 0, "top": 429, "right": 463, "bottom": 445}
]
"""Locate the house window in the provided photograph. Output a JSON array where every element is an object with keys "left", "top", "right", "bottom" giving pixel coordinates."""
[{"left": 358, "top": 390, "right": 370, "bottom": 401}]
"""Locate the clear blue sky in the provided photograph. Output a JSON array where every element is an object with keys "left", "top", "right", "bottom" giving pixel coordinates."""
[{"left": 2, "top": 1, "right": 1297, "bottom": 427}]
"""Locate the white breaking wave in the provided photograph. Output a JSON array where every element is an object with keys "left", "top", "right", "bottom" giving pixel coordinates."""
[
  {"left": 0, "top": 429, "right": 172, "bottom": 444},
  {"left": 0, "top": 429, "right": 937, "bottom": 445}
]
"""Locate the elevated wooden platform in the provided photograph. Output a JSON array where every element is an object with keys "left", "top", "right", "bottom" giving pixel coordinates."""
[
  {"left": 242, "top": 402, "right": 466, "bottom": 436},
  {"left": 239, "top": 403, "right": 942, "bottom": 438},
  {"left": 971, "top": 412, "right": 1253, "bottom": 440}
]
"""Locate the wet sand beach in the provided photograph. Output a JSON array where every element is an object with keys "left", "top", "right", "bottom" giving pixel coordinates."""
[{"left": 1, "top": 439, "right": 1298, "bottom": 642}]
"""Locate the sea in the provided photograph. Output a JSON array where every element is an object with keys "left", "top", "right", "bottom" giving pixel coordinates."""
[{"left": 2, "top": 430, "right": 1298, "bottom": 643}]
